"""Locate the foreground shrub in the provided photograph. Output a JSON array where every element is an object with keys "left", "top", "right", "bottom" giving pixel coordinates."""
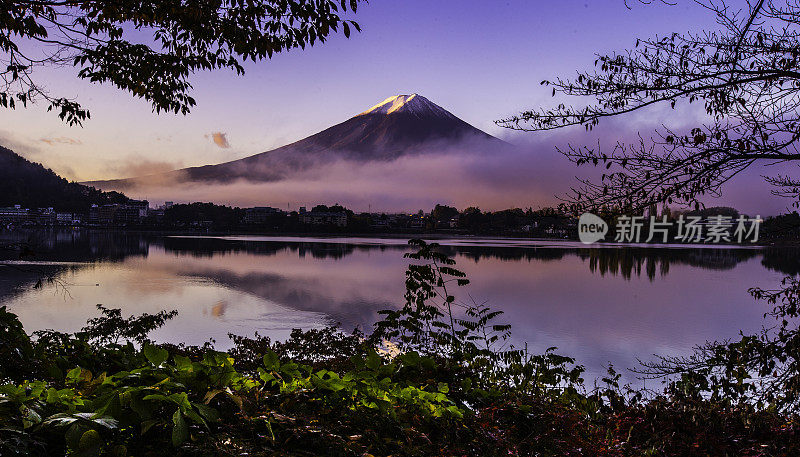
[{"left": 0, "top": 240, "right": 798, "bottom": 456}]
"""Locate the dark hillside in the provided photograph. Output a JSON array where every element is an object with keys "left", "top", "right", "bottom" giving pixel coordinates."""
[{"left": 0, "top": 145, "right": 130, "bottom": 211}]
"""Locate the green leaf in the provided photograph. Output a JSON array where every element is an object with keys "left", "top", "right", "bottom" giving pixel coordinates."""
[
  {"left": 202, "top": 389, "right": 222, "bottom": 404},
  {"left": 144, "top": 345, "right": 169, "bottom": 366},
  {"left": 65, "top": 423, "right": 83, "bottom": 450},
  {"left": 172, "top": 410, "right": 188, "bottom": 446},
  {"left": 66, "top": 367, "right": 84, "bottom": 383},
  {"left": 109, "top": 444, "right": 127, "bottom": 457},
  {"left": 262, "top": 350, "right": 279, "bottom": 370},
  {"left": 193, "top": 403, "right": 219, "bottom": 423},
  {"left": 142, "top": 394, "right": 173, "bottom": 404},
  {"left": 173, "top": 355, "right": 192, "bottom": 371},
  {"left": 183, "top": 407, "right": 206, "bottom": 428},
  {"left": 21, "top": 405, "right": 42, "bottom": 428},
  {"left": 140, "top": 419, "right": 159, "bottom": 435},
  {"left": 79, "top": 429, "right": 101, "bottom": 453},
  {"left": 365, "top": 351, "right": 381, "bottom": 370}
]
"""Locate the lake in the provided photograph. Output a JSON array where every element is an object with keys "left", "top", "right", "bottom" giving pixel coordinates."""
[{"left": 2, "top": 229, "right": 798, "bottom": 384}]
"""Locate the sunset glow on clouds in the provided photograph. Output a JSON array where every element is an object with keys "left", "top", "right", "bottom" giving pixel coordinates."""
[
  {"left": 39, "top": 137, "right": 82, "bottom": 146},
  {"left": 208, "top": 132, "right": 231, "bottom": 149}
]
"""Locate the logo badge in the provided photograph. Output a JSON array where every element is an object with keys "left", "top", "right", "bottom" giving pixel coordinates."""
[{"left": 578, "top": 213, "right": 608, "bottom": 244}]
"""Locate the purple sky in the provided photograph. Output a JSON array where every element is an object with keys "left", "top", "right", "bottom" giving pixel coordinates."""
[{"left": 0, "top": 0, "right": 793, "bottom": 214}]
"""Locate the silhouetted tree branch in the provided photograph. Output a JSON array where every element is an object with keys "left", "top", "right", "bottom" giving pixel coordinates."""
[
  {"left": 499, "top": 0, "right": 800, "bottom": 213},
  {"left": 1, "top": 0, "right": 363, "bottom": 125}
]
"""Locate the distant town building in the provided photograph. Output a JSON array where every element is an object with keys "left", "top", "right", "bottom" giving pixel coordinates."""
[
  {"left": 147, "top": 207, "right": 165, "bottom": 221},
  {"left": 299, "top": 211, "right": 347, "bottom": 227},
  {"left": 88, "top": 205, "right": 100, "bottom": 225},
  {"left": 98, "top": 200, "right": 149, "bottom": 226},
  {"left": 0, "top": 205, "right": 29, "bottom": 223},
  {"left": 56, "top": 213, "right": 80, "bottom": 225},
  {"left": 243, "top": 207, "right": 281, "bottom": 225},
  {"left": 32, "top": 208, "right": 56, "bottom": 225}
]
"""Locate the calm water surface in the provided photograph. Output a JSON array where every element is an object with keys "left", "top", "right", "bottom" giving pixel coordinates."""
[{"left": 2, "top": 230, "right": 798, "bottom": 383}]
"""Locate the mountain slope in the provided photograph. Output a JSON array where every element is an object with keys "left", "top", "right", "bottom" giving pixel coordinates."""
[
  {"left": 92, "top": 94, "right": 504, "bottom": 187},
  {"left": 0, "top": 146, "right": 130, "bottom": 211}
]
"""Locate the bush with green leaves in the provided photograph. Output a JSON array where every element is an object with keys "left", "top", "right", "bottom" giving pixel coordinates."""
[
  {"left": 1, "top": 239, "right": 799, "bottom": 456},
  {"left": 258, "top": 347, "right": 462, "bottom": 419}
]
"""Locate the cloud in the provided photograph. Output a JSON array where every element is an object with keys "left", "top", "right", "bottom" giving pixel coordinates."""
[
  {"left": 39, "top": 136, "right": 82, "bottom": 146},
  {"left": 56, "top": 165, "right": 80, "bottom": 181},
  {"left": 106, "top": 157, "right": 184, "bottom": 182},
  {"left": 98, "top": 110, "right": 794, "bottom": 216},
  {"left": 110, "top": 139, "right": 570, "bottom": 212},
  {"left": 0, "top": 130, "right": 43, "bottom": 156},
  {"left": 206, "top": 132, "right": 230, "bottom": 149}
]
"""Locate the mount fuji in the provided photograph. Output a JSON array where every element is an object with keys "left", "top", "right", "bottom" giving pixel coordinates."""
[{"left": 89, "top": 94, "right": 505, "bottom": 188}]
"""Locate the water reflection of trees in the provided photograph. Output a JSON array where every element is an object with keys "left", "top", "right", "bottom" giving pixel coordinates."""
[
  {"left": 0, "top": 229, "right": 148, "bottom": 262},
  {"left": 0, "top": 229, "right": 149, "bottom": 303},
  {"left": 577, "top": 248, "right": 767, "bottom": 281},
  {"left": 761, "top": 247, "right": 800, "bottom": 276},
  {"left": 449, "top": 246, "right": 786, "bottom": 280},
  {"left": 444, "top": 246, "right": 567, "bottom": 263},
  {"left": 159, "top": 237, "right": 371, "bottom": 260},
  {"left": 3, "top": 230, "right": 800, "bottom": 280},
  {"left": 0, "top": 262, "right": 89, "bottom": 305},
  {"left": 158, "top": 239, "right": 800, "bottom": 279}
]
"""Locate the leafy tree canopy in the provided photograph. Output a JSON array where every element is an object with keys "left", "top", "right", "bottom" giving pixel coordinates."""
[
  {"left": 1, "top": 0, "right": 363, "bottom": 125},
  {"left": 431, "top": 204, "right": 459, "bottom": 221},
  {"left": 311, "top": 203, "right": 351, "bottom": 214}
]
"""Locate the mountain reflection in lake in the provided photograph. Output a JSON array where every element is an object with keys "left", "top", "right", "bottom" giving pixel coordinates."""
[{"left": 2, "top": 229, "right": 798, "bottom": 383}]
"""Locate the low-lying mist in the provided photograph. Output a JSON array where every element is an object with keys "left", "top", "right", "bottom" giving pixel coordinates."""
[
  {"left": 101, "top": 120, "right": 791, "bottom": 215},
  {"left": 115, "top": 138, "right": 576, "bottom": 212}
]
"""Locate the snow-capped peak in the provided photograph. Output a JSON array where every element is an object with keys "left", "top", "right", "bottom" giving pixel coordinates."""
[{"left": 359, "top": 94, "right": 455, "bottom": 118}]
